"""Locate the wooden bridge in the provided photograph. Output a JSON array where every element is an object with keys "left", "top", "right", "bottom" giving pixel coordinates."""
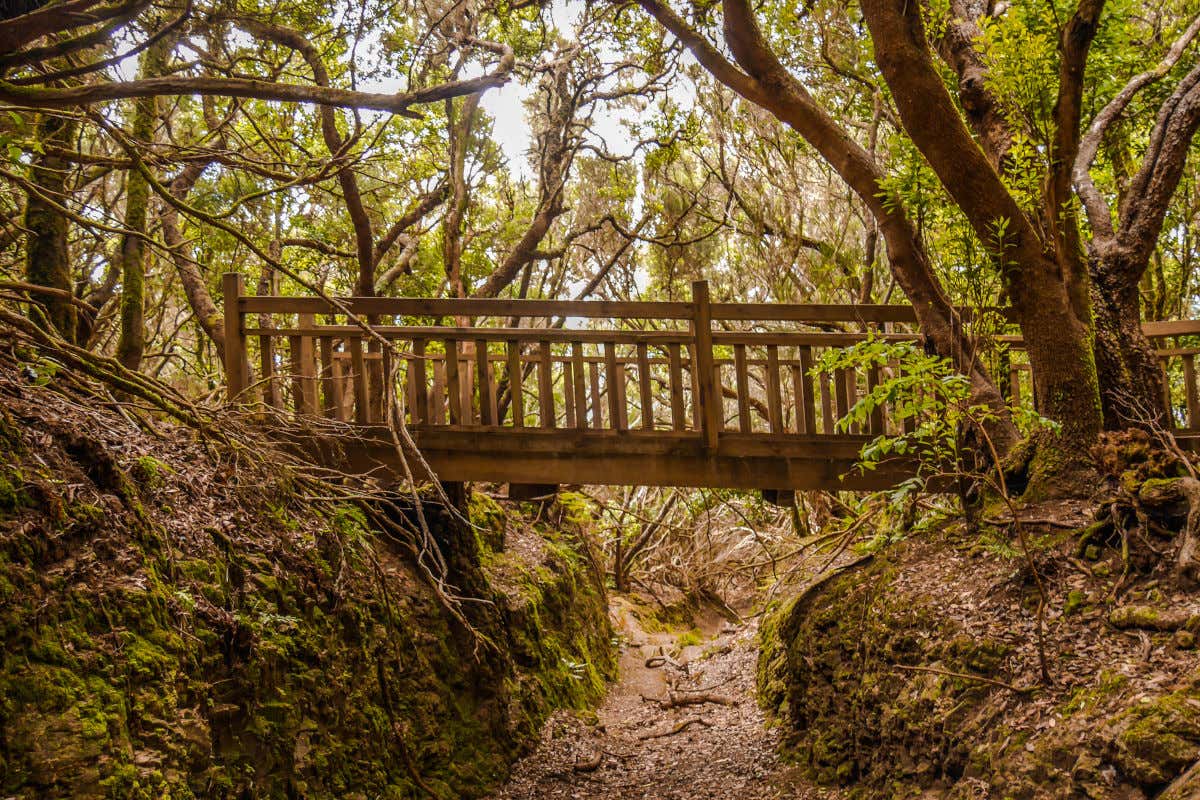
[{"left": 221, "top": 274, "right": 1200, "bottom": 496}]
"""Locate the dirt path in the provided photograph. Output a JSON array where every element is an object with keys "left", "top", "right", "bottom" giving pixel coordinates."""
[{"left": 489, "top": 598, "right": 838, "bottom": 800}]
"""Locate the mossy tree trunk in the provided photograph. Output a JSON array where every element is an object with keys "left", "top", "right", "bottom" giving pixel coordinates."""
[
  {"left": 24, "top": 112, "right": 77, "bottom": 341},
  {"left": 115, "top": 40, "right": 166, "bottom": 371}
]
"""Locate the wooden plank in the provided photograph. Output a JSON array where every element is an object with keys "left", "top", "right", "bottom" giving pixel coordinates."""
[
  {"left": 461, "top": 358, "right": 476, "bottom": 424},
  {"left": 837, "top": 367, "right": 856, "bottom": 433},
  {"left": 733, "top": 344, "right": 752, "bottom": 433},
  {"left": 589, "top": 360, "right": 604, "bottom": 428},
  {"left": 604, "top": 342, "right": 621, "bottom": 431},
  {"left": 240, "top": 295, "right": 694, "bottom": 319},
  {"left": 1009, "top": 366, "right": 1022, "bottom": 406},
  {"left": 691, "top": 280, "right": 720, "bottom": 449},
  {"left": 798, "top": 346, "right": 816, "bottom": 434},
  {"left": 350, "top": 338, "right": 369, "bottom": 425},
  {"left": 571, "top": 342, "right": 588, "bottom": 429},
  {"left": 688, "top": 345, "right": 702, "bottom": 431},
  {"left": 431, "top": 359, "right": 446, "bottom": 424},
  {"left": 244, "top": 324, "right": 695, "bottom": 346},
  {"left": 319, "top": 336, "right": 338, "bottom": 419},
  {"left": 668, "top": 343, "right": 686, "bottom": 431},
  {"left": 819, "top": 371, "right": 834, "bottom": 434},
  {"left": 445, "top": 339, "right": 462, "bottom": 425},
  {"left": 766, "top": 345, "right": 783, "bottom": 434},
  {"left": 711, "top": 302, "right": 922, "bottom": 323},
  {"left": 507, "top": 340, "right": 524, "bottom": 428},
  {"left": 411, "top": 339, "right": 428, "bottom": 424},
  {"left": 259, "top": 333, "right": 280, "bottom": 408},
  {"left": 1186, "top": 355, "right": 1200, "bottom": 430},
  {"left": 563, "top": 357, "right": 577, "bottom": 428},
  {"left": 637, "top": 342, "right": 654, "bottom": 430},
  {"left": 322, "top": 428, "right": 922, "bottom": 493},
  {"left": 614, "top": 363, "right": 629, "bottom": 431},
  {"left": 867, "top": 365, "right": 884, "bottom": 434},
  {"left": 1162, "top": 357, "right": 1173, "bottom": 428},
  {"left": 475, "top": 340, "right": 494, "bottom": 425},
  {"left": 537, "top": 341, "right": 555, "bottom": 428}
]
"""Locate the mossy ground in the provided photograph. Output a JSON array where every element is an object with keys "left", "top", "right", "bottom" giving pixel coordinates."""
[
  {"left": 0, "top": 376, "right": 614, "bottom": 799},
  {"left": 757, "top": 522, "right": 1200, "bottom": 799}
]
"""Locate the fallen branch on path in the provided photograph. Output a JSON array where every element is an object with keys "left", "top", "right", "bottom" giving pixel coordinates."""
[
  {"left": 641, "top": 690, "right": 735, "bottom": 709},
  {"left": 637, "top": 716, "right": 713, "bottom": 740}
]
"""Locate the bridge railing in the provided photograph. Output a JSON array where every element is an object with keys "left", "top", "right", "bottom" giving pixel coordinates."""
[
  {"left": 221, "top": 273, "right": 1200, "bottom": 442},
  {"left": 221, "top": 275, "right": 946, "bottom": 444}
]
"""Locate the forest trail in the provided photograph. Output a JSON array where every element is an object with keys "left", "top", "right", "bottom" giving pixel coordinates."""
[{"left": 489, "top": 597, "right": 838, "bottom": 800}]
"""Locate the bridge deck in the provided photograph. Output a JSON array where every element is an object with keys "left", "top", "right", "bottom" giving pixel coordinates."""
[{"left": 222, "top": 274, "right": 1200, "bottom": 493}]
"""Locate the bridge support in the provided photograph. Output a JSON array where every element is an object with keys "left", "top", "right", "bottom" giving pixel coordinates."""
[
  {"left": 761, "top": 489, "right": 796, "bottom": 508},
  {"left": 507, "top": 483, "right": 558, "bottom": 502}
]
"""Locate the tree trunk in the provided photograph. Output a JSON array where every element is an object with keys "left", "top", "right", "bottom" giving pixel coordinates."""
[
  {"left": 115, "top": 40, "right": 165, "bottom": 370},
  {"left": 24, "top": 113, "right": 76, "bottom": 340},
  {"left": 1013, "top": 264, "right": 1104, "bottom": 490},
  {"left": 1091, "top": 252, "right": 1167, "bottom": 428}
]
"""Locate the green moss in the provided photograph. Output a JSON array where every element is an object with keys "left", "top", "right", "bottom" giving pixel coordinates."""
[
  {"left": 1111, "top": 687, "right": 1200, "bottom": 784},
  {"left": 676, "top": 628, "right": 704, "bottom": 648}
]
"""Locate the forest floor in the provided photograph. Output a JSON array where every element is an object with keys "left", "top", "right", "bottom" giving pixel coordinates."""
[{"left": 488, "top": 596, "right": 839, "bottom": 800}]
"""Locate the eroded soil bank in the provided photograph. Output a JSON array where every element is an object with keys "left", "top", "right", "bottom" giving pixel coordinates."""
[
  {"left": 0, "top": 356, "right": 615, "bottom": 799},
  {"left": 759, "top": 498, "right": 1200, "bottom": 799}
]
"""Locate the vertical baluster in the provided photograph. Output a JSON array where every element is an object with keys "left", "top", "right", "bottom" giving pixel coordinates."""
[
  {"left": 834, "top": 367, "right": 852, "bottom": 432},
  {"left": 637, "top": 342, "right": 654, "bottom": 430},
  {"left": 1161, "top": 356, "right": 1173, "bottom": 428},
  {"left": 404, "top": 346, "right": 417, "bottom": 424},
  {"left": 411, "top": 339, "right": 428, "bottom": 424},
  {"left": 571, "top": 342, "right": 588, "bottom": 429},
  {"left": 1185, "top": 354, "right": 1199, "bottom": 430},
  {"left": 589, "top": 359, "right": 604, "bottom": 428},
  {"left": 713, "top": 362, "right": 725, "bottom": 432},
  {"left": 350, "top": 338, "right": 369, "bottom": 424},
  {"left": 475, "top": 339, "right": 494, "bottom": 425},
  {"left": 668, "top": 342, "right": 686, "bottom": 431},
  {"left": 431, "top": 357, "right": 446, "bottom": 424},
  {"left": 819, "top": 370, "right": 834, "bottom": 434},
  {"left": 319, "top": 336, "right": 338, "bottom": 419},
  {"left": 1009, "top": 365, "right": 1023, "bottom": 406},
  {"left": 605, "top": 342, "right": 621, "bottom": 431},
  {"left": 766, "top": 345, "right": 783, "bottom": 434},
  {"left": 691, "top": 280, "right": 719, "bottom": 449},
  {"left": 260, "top": 333, "right": 280, "bottom": 408},
  {"left": 461, "top": 358, "right": 476, "bottom": 424},
  {"left": 798, "top": 346, "right": 817, "bottom": 434},
  {"left": 615, "top": 361, "right": 629, "bottom": 431},
  {"left": 867, "top": 365, "right": 884, "bottom": 434},
  {"left": 563, "top": 356, "right": 577, "bottom": 427},
  {"left": 537, "top": 340, "right": 555, "bottom": 428},
  {"left": 222, "top": 273, "right": 249, "bottom": 403},
  {"left": 688, "top": 344, "right": 702, "bottom": 431},
  {"left": 445, "top": 338, "right": 462, "bottom": 425},
  {"left": 734, "top": 344, "right": 751, "bottom": 433},
  {"left": 507, "top": 340, "right": 524, "bottom": 428}
]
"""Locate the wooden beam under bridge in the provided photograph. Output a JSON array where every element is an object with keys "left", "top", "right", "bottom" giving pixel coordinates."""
[{"left": 295, "top": 426, "right": 919, "bottom": 493}]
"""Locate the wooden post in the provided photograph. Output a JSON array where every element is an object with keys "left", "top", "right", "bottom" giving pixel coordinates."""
[
  {"left": 691, "top": 280, "right": 719, "bottom": 450},
  {"left": 222, "top": 273, "right": 248, "bottom": 403},
  {"left": 571, "top": 342, "right": 588, "bottom": 429}
]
